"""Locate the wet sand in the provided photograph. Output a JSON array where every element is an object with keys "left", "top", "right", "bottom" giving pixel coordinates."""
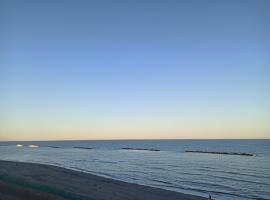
[{"left": 0, "top": 160, "right": 207, "bottom": 200}]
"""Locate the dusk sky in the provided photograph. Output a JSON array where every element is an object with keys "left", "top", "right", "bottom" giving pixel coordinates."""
[{"left": 1, "top": 0, "right": 270, "bottom": 140}]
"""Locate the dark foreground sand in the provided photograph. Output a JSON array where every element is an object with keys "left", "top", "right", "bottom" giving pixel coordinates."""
[{"left": 0, "top": 160, "right": 207, "bottom": 200}]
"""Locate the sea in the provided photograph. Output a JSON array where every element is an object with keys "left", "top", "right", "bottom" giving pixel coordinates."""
[{"left": 0, "top": 139, "right": 269, "bottom": 200}]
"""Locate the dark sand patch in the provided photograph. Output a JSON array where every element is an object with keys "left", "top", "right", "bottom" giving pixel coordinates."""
[{"left": 0, "top": 180, "right": 67, "bottom": 200}]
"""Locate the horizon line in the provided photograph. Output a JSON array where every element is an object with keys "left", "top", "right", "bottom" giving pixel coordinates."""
[{"left": 1, "top": 138, "right": 270, "bottom": 142}]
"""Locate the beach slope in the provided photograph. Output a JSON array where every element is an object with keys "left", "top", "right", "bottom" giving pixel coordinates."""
[{"left": 0, "top": 160, "right": 206, "bottom": 200}]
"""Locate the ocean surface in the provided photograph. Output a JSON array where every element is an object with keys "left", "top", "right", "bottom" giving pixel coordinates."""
[{"left": 0, "top": 139, "right": 269, "bottom": 200}]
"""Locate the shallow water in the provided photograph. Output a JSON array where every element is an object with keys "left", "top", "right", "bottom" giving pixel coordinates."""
[{"left": 0, "top": 139, "right": 269, "bottom": 200}]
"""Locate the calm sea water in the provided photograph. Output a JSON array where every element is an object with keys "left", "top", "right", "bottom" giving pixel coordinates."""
[{"left": 0, "top": 140, "right": 269, "bottom": 200}]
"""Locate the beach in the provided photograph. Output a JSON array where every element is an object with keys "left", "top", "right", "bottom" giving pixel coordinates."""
[{"left": 0, "top": 160, "right": 207, "bottom": 200}]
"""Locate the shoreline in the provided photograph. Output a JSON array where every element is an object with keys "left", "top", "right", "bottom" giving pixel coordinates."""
[{"left": 0, "top": 160, "right": 207, "bottom": 200}]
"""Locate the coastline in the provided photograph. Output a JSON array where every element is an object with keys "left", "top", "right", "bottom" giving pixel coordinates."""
[{"left": 0, "top": 160, "right": 207, "bottom": 200}]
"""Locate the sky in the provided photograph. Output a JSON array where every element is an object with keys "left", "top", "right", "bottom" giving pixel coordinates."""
[{"left": 0, "top": 0, "right": 270, "bottom": 140}]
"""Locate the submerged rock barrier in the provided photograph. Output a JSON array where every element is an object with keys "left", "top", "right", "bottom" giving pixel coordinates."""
[
  {"left": 185, "top": 150, "right": 254, "bottom": 156},
  {"left": 121, "top": 148, "right": 160, "bottom": 152},
  {"left": 73, "top": 147, "right": 93, "bottom": 150},
  {"left": 47, "top": 146, "right": 60, "bottom": 148}
]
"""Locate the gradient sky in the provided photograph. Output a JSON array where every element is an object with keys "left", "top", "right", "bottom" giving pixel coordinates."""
[{"left": 1, "top": 0, "right": 270, "bottom": 140}]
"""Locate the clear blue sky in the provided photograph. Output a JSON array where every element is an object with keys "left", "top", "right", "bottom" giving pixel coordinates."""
[{"left": 1, "top": 0, "right": 269, "bottom": 140}]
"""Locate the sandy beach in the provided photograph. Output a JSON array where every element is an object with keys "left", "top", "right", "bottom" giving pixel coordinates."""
[{"left": 0, "top": 160, "right": 207, "bottom": 200}]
